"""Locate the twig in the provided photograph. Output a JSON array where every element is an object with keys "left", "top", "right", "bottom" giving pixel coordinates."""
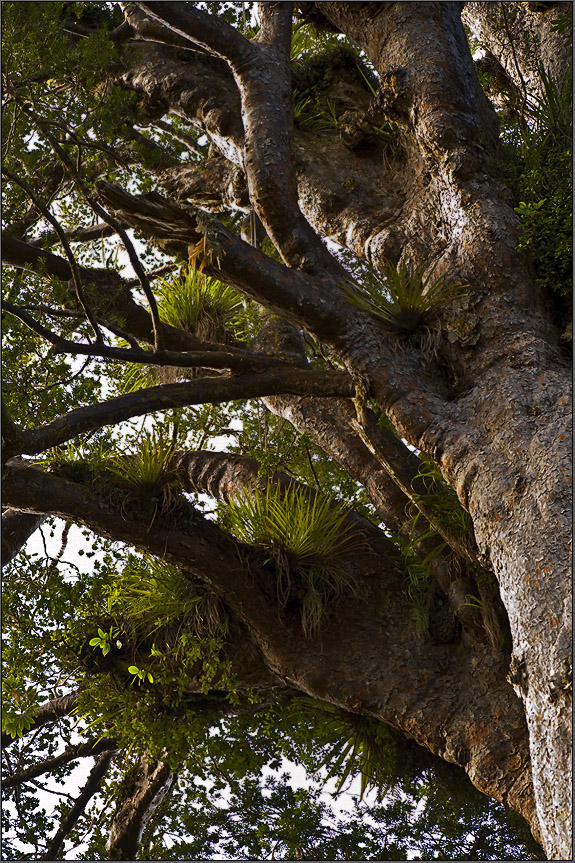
[
  {"left": 16, "top": 106, "right": 165, "bottom": 350},
  {"left": 2, "top": 166, "right": 103, "bottom": 343}
]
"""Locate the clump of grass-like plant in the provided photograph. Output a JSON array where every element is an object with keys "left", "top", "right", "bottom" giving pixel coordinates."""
[
  {"left": 107, "top": 430, "right": 182, "bottom": 525},
  {"left": 298, "top": 699, "right": 421, "bottom": 801},
  {"left": 105, "top": 556, "right": 225, "bottom": 647},
  {"left": 157, "top": 267, "right": 249, "bottom": 345},
  {"left": 342, "top": 258, "right": 467, "bottom": 357},
  {"left": 223, "top": 483, "right": 366, "bottom": 636}
]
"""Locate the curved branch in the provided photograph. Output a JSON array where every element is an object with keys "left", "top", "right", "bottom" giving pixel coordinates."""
[
  {"left": 12, "top": 368, "right": 353, "bottom": 456},
  {"left": 2, "top": 738, "right": 118, "bottom": 790},
  {"left": 136, "top": 1, "right": 253, "bottom": 64},
  {"left": 1, "top": 690, "right": 80, "bottom": 750},
  {"left": 1, "top": 461, "right": 536, "bottom": 832},
  {"left": 142, "top": 1, "right": 339, "bottom": 277}
]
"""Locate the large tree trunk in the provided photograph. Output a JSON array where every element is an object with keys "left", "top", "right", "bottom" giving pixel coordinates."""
[
  {"left": 106, "top": 755, "right": 173, "bottom": 860},
  {"left": 101, "top": 5, "right": 572, "bottom": 849}
]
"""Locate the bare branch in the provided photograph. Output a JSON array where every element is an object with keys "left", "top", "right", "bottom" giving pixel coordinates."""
[
  {"left": 41, "top": 749, "right": 115, "bottom": 860},
  {"left": 10, "top": 369, "right": 353, "bottom": 456},
  {"left": 51, "top": 138, "right": 164, "bottom": 350},
  {"left": 29, "top": 221, "right": 122, "bottom": 247},
  {"left": 1, "top": 234, "right": 203, "bottom": 353},
  {"left": 3, "top": 299, "right": 311, "bottom": 374}
]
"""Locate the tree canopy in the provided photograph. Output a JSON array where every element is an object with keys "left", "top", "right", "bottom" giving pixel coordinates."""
[{"left": 1, "top": 2, "right": 571, "bottom": 860}]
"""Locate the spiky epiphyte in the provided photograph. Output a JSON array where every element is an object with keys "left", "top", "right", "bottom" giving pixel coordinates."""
[
  {"left": 157, "top": 267, "right": 249, "bottom": 345},
  {"left": 342, "top": 258, "right": 467, "bottom": 356},
  {"left": 223, "top": 482, "right": 366, "bottom": 636}
]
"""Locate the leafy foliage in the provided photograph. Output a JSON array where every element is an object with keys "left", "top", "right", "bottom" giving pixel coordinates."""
[{"left": 498, "top": 63, "right": 573, "bottom": 335}]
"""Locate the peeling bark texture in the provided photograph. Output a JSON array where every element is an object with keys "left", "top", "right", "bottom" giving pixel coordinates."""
[
  {"left": 2, "top": 1, "right": 572, "bottom": 857},
  {"left": 106, "top": 755, "right": 173, "bottom": 860}
]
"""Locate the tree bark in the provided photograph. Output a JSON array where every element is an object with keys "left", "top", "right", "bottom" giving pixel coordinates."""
[
  {"left": 1, "top": 690, "right": 80, "bottom": 751},
  {"left": 462, "top": 1, "right": 572, "bottom": 99},
  {"left": 106, "top": 755, "right": 173, "bottom": 860},
  {"left": 1, "top": 509, "right": 46, "bottom": 567},
  {"left": 2, "top": 458, "right": 539, "bottom": 839},
  {"left": 2, "top": 2, "right": 571, "bottom": 856},
  {"left": 2, "top": 738, "right": 118, "bottom": 790}
]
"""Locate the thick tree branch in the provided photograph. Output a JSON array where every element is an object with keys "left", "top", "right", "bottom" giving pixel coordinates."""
[
  {"left": 462, "top": 2, "right": 572, "bottom": 99},
  {"left": 137, "top": 2, "right": 253, "bottom": 65},
  {"left": 1, "top": 461, "right": 536, "bottom": 831},
  {"left": 1, "top": 509, "right": 46, "bottom": 567},
  {"left": 1, "top": 691, "right": 80, "bottom": 750},
  {"left": 95, "top": 182, "right": 455, "bottom": 449},
  {"left": 10, "top": 369, "right": 353, "bottom": 456},
  {"left": 106, "top": 754, "right": 173, "bottom": 860},
  {"left": 2, "top": 738, "right": 118, "bottom": 790},
  {"left": 142, "top": 1, "right": 338, "bottom": 277}
]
